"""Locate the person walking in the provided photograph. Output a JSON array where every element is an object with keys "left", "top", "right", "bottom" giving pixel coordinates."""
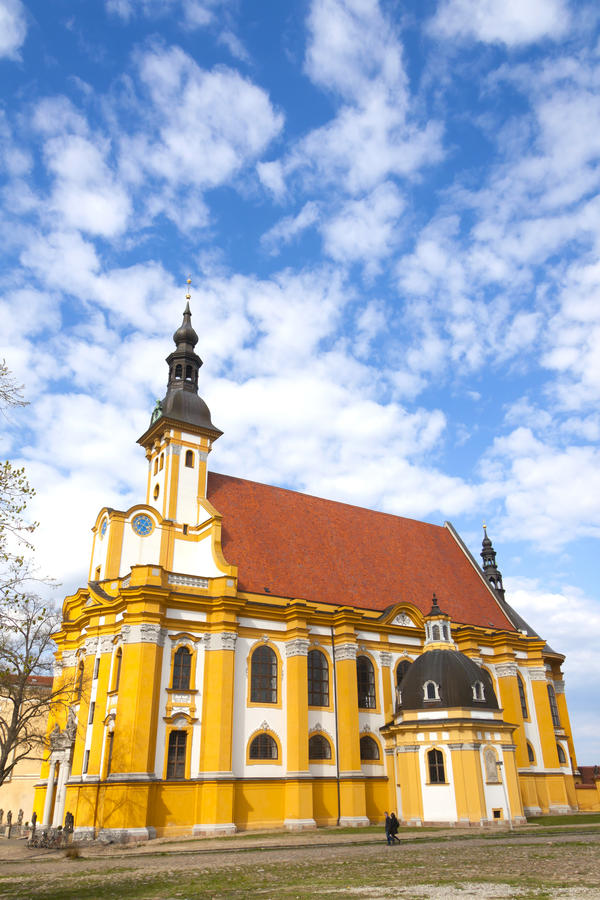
[
  {"left": 384, "top": 811, "right": 393, "bottom": 845},
  {"left": 389, "top": 812, "right": 401, "bottom": 844}
]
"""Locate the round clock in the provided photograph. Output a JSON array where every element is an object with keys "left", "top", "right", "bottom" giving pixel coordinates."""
[{"left": 132, "top": 514, "right": 154, "bottom": 536}]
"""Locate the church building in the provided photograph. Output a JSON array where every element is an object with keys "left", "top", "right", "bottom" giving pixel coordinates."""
[{"left": 35, "top": 295, "right": 581, "bottom": 840}]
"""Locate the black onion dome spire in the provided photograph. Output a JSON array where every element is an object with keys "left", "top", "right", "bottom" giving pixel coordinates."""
[
  {"left": 428, "top": 593, "right": 444, "bottom": 617},
  {"left": 480, "top": 525, "right": 504, "bottom": 598},
  {"left": 149, "top": 281, "right": 222, "bottom": 437},
  {"left": 172, "top": 301, "right": 199, "bottom": 349}
]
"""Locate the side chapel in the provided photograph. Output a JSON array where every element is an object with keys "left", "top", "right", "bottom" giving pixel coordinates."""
[{"left": 35, "top": 294, "right": 581, "bottom": 840}]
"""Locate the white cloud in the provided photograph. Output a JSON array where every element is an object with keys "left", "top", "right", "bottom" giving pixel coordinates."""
[
  {"left": 430, "top": 0, "right": 570, "bottom": 47},
  {"left": 127, "top": 45, "right": 283, "bottom": 191},
  {"left": 0, "top": 0, "right": 27, "bottom": 60},
  {"left": 106, "top": 0, "right": 226, "bottom": 27},
  {"left": 320, "top": 182, "right": 405, "bottom": 271},
  {"left": 261, "top": 202, "right": 320, "bottom": 254}
]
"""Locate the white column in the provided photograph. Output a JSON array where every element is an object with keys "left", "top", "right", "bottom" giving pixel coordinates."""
[
  {"left": 42, "top": 759, "right": 57, "bottom": 826},
  {"left": 51, "top": 758, "right": 71, "bottom": 827}
]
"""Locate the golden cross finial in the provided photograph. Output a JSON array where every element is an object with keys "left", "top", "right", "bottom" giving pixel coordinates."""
[{"left": 185, "top": 275, "right": 192, "bottom": 301}]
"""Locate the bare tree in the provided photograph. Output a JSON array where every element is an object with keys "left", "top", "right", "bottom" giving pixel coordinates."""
[
  {"left": 0, "top": 595, "right": 73, "bottom": 788},
  {"left": 0, "top": 362, "right": 72, "bottom": 786}
]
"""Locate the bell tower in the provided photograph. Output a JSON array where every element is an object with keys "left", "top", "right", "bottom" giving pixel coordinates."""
[
  {"left": 137, "top": 279, "right": 222, "bottom": 525},
  {"left": 480, "top": 525, "right": 505, "bottom": 599}
]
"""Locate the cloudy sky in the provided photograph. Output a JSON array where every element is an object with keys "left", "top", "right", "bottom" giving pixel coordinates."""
[{"left": 1, "top": 0, "right": 599, "bottom": 764}]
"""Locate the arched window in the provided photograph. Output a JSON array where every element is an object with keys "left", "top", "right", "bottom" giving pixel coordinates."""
[
  {"left": 557, "top": 743, "right": 567, "bottom": 765},
  {"left": 472, "top": 681, "right": 485, "bottom": 701},
  {"left": 359, "top": 735, "right": 380, "bottom": 761},
  {"left": 172, "top": 647, "right": 191, "bottom": 690},
  {"left": 250, "top": 645, "right": 277, "bottom": 703},
  {"left": 185, "top": 450, "right": 194, "bottom": 468},
  {"left": 308, "top": 649, "right": 329, "bottom": 706},
  {"left": 443, "top": 624, "right": 450, "bottom": 640},
  {"left": 175, "top": 364, "right": 182, "bottom": 379},
  {"left": 424, "top": 680, "right": 440, "bottom": 701},
  {"left": 428, "top": 748, "right": 445, "bottom": 783},
  {"left": 112, "top": 649, "right": 122, "bottom": 692},
  {"left": 185, "top": 365, "right": 192, "bottom": 381},
  {"left": 432, "top": 624, "right": 440, "bottom": 641},
  {"left": 309, "top": 734, "right": 332, "bottom": 760},
  {"left": 166, "top": 730, "right": 187, "bottom": 779},
  {"left": 517, "top": 674, "right": 528, "bottom": 719},
  {"left": 356, "top": 656, "right": 376, "bottom": 709},
  {"left": 249, "top": 733, "right": 278, "bottom": 759},
  {"left": 527, "top": 742, "right": 535, "bottom": 764},
  {"left": 396, "top": 659, "right": 411, "bottom": 687},
  {"left": 547, "top": 684, "right": 560, "bottom": 727},
  {"left": 153, "top": 457, "right": 159, "bottom": 475},
  {"left": 75, "top": 661, "right": 84, "bottom": 701},
  {"left": 484, "top": 747, "right": 499, "bottom": 782},
  {"left": 159, "top": 453, "right": 164, "bottom": 471},
  {"left": 153, "top": 484, "right": 159, "bottom": 500}
]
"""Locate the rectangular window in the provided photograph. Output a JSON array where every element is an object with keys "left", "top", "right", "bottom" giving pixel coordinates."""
[
  {"left": 88, "top": 701, "right": 95, "bottom": 725},
  {"left": 167, "top": 731, "right": 187, "bottom": 779},
  {"left": 93, "top": 658, "right": 100, "bottom": 680},
  {"left": 106, "top": 732, "right": 114, "bottom": 777},
  {"left": 83, "top": 749, "right": 90, "bottom": 775}
]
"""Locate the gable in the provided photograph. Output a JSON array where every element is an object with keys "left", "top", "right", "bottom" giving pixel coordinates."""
[{"left": 207, "top": 472, "right": 515, "bottom": 631}]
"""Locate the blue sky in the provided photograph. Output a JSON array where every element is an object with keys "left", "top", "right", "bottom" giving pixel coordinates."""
[{"left": 1, "top": 0, "right": 599, "bottom": 764}]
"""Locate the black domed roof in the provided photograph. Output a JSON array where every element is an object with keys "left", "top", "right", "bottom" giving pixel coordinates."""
[
  {"left": 160, "top": 387, "right": 221, "bottom": 434},
  {"left": 398, "top": 649, "right": 499, "bottom": 711}
]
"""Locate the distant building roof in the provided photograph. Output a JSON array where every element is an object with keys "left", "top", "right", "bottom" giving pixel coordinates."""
[{"left": 207, "top": 472, "right": 515, "bottom": 630}]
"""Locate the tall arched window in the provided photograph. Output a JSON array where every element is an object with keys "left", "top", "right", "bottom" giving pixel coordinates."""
[
  {"left": 308, "top": 649, "right": 329, "bottom": 706},
  {"left": 172, "top": 647, "right": 191, "bottom": 690},
  {"left": 185, "top": 365, "right": 192, "bottom": 381},
  {"left": 472, "top": 681, "right": 485, "bottom": 701},
  {"left": 175, "top": 364, "right": 182, "bottom": 379},
  {"left": 432, "top": 624, "right": 440, "bottom": 641},
  {"left": 249, "top": 733, "right": 278, "bottom": 759},
  {"left": 75, "top": 661, "right": 84, "bottom": 701},
  {"left": 484, "top": 747, "right": 499, "bottom": 782},
  {"left": 250, "top": 645, "right": 277, "bottom": 703},
  {"left": 166, "top": 730, "right": 187, "bottom": 779},
  {"left": 112, "top": 649, "right": 122, "bottom": 692},
  {"left": 547, "top": 684, "right": 560, "bottom": 727},
  {"left": 396, "top": 659, "right": 411, "bottom": 687},
  {"left": 557, "top": 743, "right": 567, "bottom": 765},
  {"left": 517, "top": 674, "right": 528, "bottom": 719},
  {"left": 359, "top": 735, "right": 380, "bottom": 760},
  {"left": 185, "top": 450, "right": 194, "bottom": 468},
  {"left": 527, "top": 742, "right": 535, "bottom": 764},
  {"left": 428, "top": 748, "right": 445, "bottom": 783},
  {"left": 308, "top": 734, "right": 332, "bottom": 760},
  {"left": 356, "top": 656, "right": 376, "bottom": 709},
  {"left": 424, "top": 680, "right": 440, "bottom": 701}
]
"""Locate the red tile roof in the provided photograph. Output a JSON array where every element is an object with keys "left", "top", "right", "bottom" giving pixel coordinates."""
[{"left": 207, "top": 473, "right": 515, "bottom": 630}]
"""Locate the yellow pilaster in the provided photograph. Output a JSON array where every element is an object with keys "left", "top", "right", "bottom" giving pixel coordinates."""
[
  {"left": 167, "top": 446, "right": 180, "bottom": 521},
  {"left": 495, "top": 663, "right": 528, "bottom": 767},
  {"left": 395, "top": 744, "right": 423, "bottom": 824},
  {"left": 105, "top": 516, "right": 124, "bottom": 580},
  {"left": 333, "top": 616, "right": 367, "bottom": 825},
  {"left": 112, "top": 635, "right": 163, "bottom": 776},
  {"left": 283, "top": 607, "right": 314, "bottom": 829},
  {"left": 530, "top": 676, "right": 560, "bottom": 768},
  {"left": 198, "top": 605, "right": 239, "bottom": 830}
]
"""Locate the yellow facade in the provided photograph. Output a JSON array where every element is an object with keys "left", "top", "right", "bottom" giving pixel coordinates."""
[{"left": 33, "top": 303, "right": 585, "bottom": 840}]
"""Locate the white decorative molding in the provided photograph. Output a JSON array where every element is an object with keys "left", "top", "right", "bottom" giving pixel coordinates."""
[
  {"left": 84, "top": 637, "right": 98, "bottom": 655},
  {"left": 361, "top": 723, "right": 371, "bottom": 733},
  {"left": 171, "top": 444, "right": 181, "bottom": 456},
  {"left": 529, "top": 667, "right": 547, "bottom": 682},
  {"left": 120, "top": 624, "right": 166, "bottom": 646},
  {"left": 260, "top": 720, "right": 270, "bottom": 731},
  {"left": 309, "top": 722, "right": 323, "bottom": 734},
  {"left": 261, "top": 634, "right": 269, "bottom": 643},
  {"left": 285, "top": 639, "right": 309, "bottom": 658},
  {"left": 99, "top": 635, "right": 114, "bottom": 654},
  {"left": 495, "top": 663, "right": 518, "bottom": 678},
  {"left": 172, "top": 694, "right": 191, "bottom": 704},
  {"left": 61, "top": 650, "right": 78, "bottom": 668},
  {"left": 168, "top": 573, "right": 209, "bottom": 589},
  {"left": 334, "top": 643, "right": 357, "bottom": 661},
  {"left": 204, "top": 631, "right": 237, "bottom": 651},
  {"left": 392, "top": 613, "right": 415, "bottom": 627},
  {"left": 379, "top": 652, "right": 392, "bottom": 667},
  {"left": 554, "top": 680, "right": 566, "bottom": 694}
]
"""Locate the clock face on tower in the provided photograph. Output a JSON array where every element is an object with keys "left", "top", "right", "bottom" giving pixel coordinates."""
[
  {"left": 131, "top": 514, "right": 154, "bottom": 536},
  {"left": 100, "top": 518, "right": 108, "bottom": 538}
]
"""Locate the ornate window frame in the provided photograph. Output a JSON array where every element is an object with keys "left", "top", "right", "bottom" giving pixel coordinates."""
[
  {"left": 307, "top": 647, "right": 332, "bottom": 710},
  {"left": 247, "top": 641, "right": 283, "bottom": 709},
  {"left": 246, "top": 728, "right": 282, "bottom": 765}
]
